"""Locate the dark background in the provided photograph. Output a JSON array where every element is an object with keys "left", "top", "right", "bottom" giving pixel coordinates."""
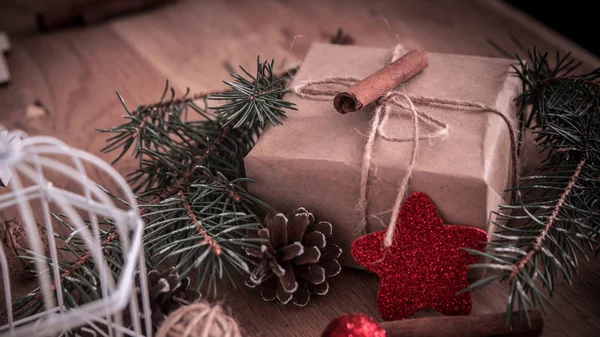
[
  {"left": 507, "top": 1, "right": 598, "bottom": 56},
  {"left": 0, "top": 1, "right": 597, "bottom": 57}
]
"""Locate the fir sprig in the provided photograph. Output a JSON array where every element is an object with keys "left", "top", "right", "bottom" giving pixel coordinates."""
[
  {"left": 209, "top": 58, "right": 296, "bottom": 129},
  {"left": 464, "top": 46, "right": 600, "bottom": 326},
  {"left": 98, "top": 57, "right": 296, "bottom": 290},
  {"left": 13, "top": 58, "right": 296, "bottom": 321},
  {"left": 12, "top": 214, "right": 127, "bottom": 319}
]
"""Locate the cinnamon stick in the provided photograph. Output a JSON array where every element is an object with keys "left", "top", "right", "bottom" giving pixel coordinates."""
[
  {"left": 333, "top": 50, "right": 428, "bottom": 114},
  {"left": 379, "top": 310, "right": 543, "bottom": 337}
]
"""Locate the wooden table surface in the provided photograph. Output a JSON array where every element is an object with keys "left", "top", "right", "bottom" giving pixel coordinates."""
[{"left": 1, "top": 1, "right": 599, "bottom": 336}]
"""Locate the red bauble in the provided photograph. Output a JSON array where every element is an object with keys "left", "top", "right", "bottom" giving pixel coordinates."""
[
  {"left": 351, "top": 192, "right": 488, "bottom": 321},
  {"left": 321, "top": 314, "right": 386, "bottom": 337}
]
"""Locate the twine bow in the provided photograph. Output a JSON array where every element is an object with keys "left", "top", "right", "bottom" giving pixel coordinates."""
[{"left": 292, "top": 47, "right": 520, "bottom": 249}]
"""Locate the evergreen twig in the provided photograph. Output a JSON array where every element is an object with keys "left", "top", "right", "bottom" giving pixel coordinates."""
[
  {"left": 464, "top": 45, "right": 600, "bottom": 326},
  {"left": 14, "top": 58, "right": 296, "bottom": 319}
]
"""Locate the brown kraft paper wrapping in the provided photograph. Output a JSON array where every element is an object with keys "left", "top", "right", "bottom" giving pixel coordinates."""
[{"left": 245, "top": 43, "right": 521, "bottom": 275}]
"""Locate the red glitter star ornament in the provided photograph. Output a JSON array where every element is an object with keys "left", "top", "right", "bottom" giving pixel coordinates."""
[{"left": 351, "top": 192, "right": 487, "bottom": 321}]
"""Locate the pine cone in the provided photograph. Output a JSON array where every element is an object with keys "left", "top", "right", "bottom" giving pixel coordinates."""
[
  {"left": 245, "top": 208, "right": 342, "bottom": 306},
  {"left": 132, "top": 268, "right": 201, "bottom": 331}
]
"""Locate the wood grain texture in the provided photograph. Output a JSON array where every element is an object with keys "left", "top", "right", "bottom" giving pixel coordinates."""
[
  {"left": 0, "top": 1, "right": 599, "bottom": 336},
  {"left": 0, "top": 32, "right": 10, "bottom": 84}
]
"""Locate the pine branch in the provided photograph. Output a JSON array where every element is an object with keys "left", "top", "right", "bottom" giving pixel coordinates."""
[
  {"left": 146, "top": 122, "right": 234, "bottom": 200},
  {"left": 14, "top": 216, "right": 125, "bottom": 318},
  {"left": 209, "top": 58, "right": 296, "bottom": 129},
  {"left": 29, "top": 121, "right": 235, "bottom": 305},
  {"left": 13, "top": 58, "right": 296, "bottom": 320},
  {"left": 507, "top": 156, "right": 586, "bottom": 282},
  {"left": 465, "top": 45, "right": 600, "bottom": 326},
  {"left": 33, "top": 229, "right": 121, "bottom": 301}
]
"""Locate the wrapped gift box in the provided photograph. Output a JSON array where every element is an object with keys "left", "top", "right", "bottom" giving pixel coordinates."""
[{"left": 245, "top": 43, "right": 521, "bottom": 269}]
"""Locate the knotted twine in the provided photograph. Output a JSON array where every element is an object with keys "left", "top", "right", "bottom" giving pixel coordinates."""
[
  {"left": 293, "top": 46, "right": 520, "bottom": 249},
  {"left": 156, "top": 302, "right": 241, "bottom": 337}
]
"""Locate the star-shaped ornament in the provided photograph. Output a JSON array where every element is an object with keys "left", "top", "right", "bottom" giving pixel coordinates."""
[{"left": 351, "top": 192, "right": 487, "bottom": 321}]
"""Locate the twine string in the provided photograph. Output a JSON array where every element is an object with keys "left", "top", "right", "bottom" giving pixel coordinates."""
[{"left": 156, "top": 302, "right": 241, "bottom": 337}]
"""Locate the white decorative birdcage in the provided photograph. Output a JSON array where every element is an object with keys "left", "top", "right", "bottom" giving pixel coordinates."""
[{"left": 0, "top": 129, "right": 152, "bottom": 337}]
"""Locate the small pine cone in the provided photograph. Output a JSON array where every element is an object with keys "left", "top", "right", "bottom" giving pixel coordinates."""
[
  {"left": 132, "top": 268, "right": 201, "bottom": 331},
  {"left": 245, "top": 208, "right": 342, "bottom": 306}
]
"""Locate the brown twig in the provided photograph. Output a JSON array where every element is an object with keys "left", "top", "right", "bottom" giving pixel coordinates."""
[
  {"left": 507, "top": 156, "right": 586, "bottom": 282},
  {"left": 132, "top": 120, "right": 145, "bottom": 139},
  {"left": 178, "top": 189, "right": 221, "bottom": 255},
  {"left": 555, "top": 147, "right": 580, "bottom": 153},
  {"left": 200, "top": 170, "right": 241, "bottom": 202}
]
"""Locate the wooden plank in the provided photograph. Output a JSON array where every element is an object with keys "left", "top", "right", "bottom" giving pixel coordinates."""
[
  {"left": 0, "top": 24, "right": 173, "bottom": 194},
  {"left": 0, "top": 1, "right": 598, "bottom": 336},
  {"left": 111, "top": 0, "right": 296, "bottom": 93}
]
